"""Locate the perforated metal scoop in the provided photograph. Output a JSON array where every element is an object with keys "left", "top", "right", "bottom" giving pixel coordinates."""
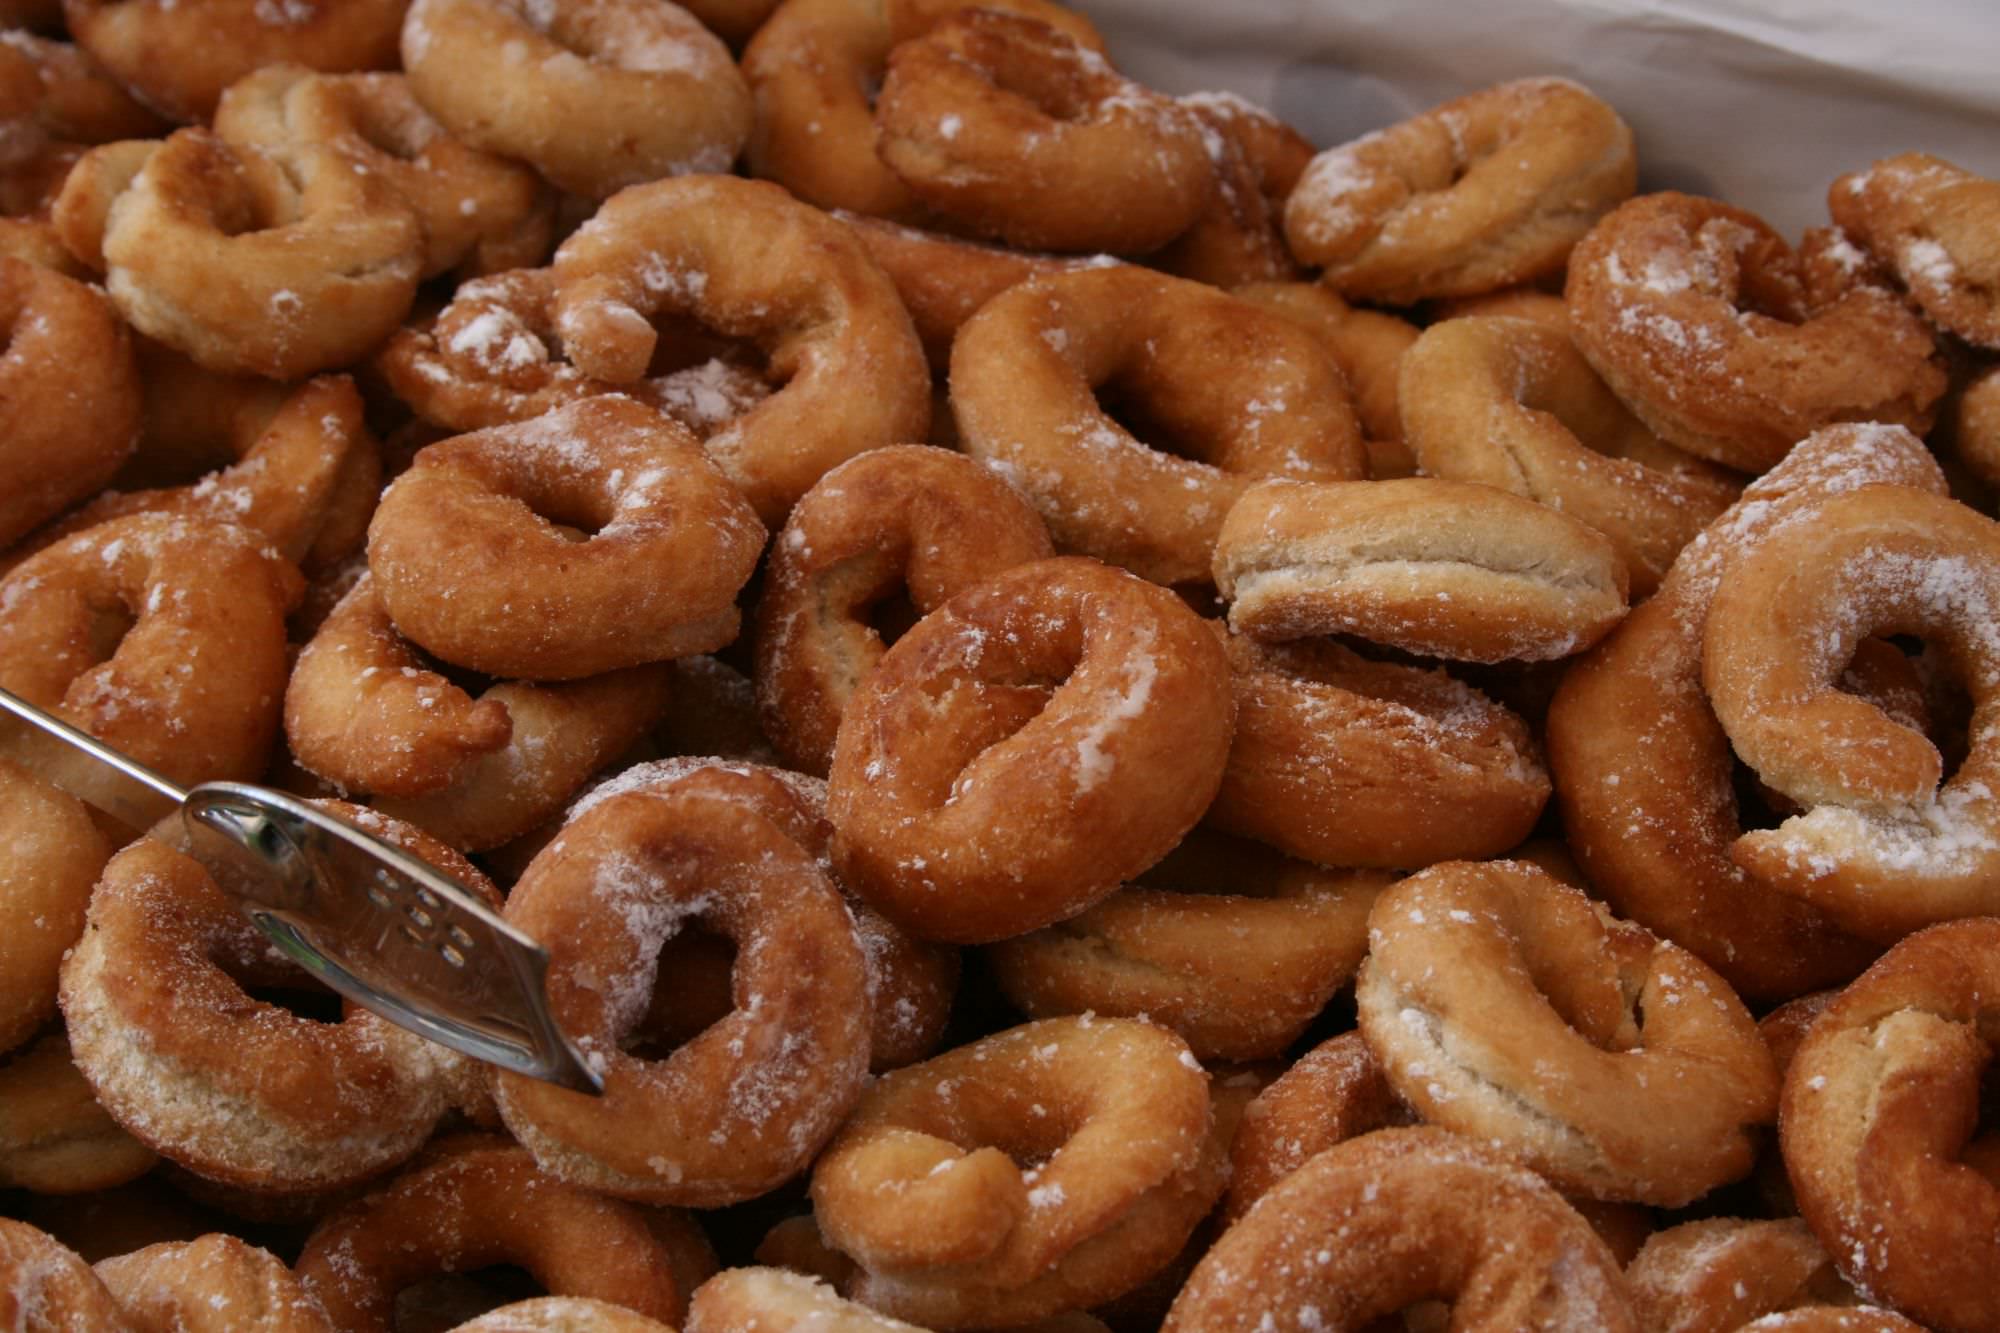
[{"left": 0, "top": 686, "right": 601, "bottom": 1094}]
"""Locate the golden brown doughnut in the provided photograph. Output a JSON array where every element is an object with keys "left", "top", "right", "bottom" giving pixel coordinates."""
[
  {"left": 754, "top": 444, "right": 1054, "bottom": 776},
  {"left": 826, "top": 556, "right": 1234, "bottom": 944},
  {"left": 1946, "top": 362, "right": 2000, "bottom": 489},
  {"left": 1830, "top": 152, "right": 2000, "bottom": 350},
  {"left": 401, "top": 0, "right": 751, "bottom": 200},
  {"left": 1565, "top": 191, "right": 1947, "bottom": 474},
  {"left": 0, "top": 514, "right": 301, "bottom": 812},
  {"left": 59, "top": 806, "right": 495, "bottom": 1194},
  {"left": 0, "top": 1217, "right": 132, "bottom": 1329},
  {"left": 1163, "top": 1126, "right": 1639, "bottom": 1332},
  {"left": 366, "top": 395, "right": 764, "bottom": 681},
  {"left": 1624, "top": 1217, "right": 1853, "bottom": 1333},
  {"left": 986, "top": 829, "right": 1391, "bottom": 1062},
  {"left": 951, "top": 265, "right": 1366, "bottom": 587},
  {"left": 1429, "top": 284, "right": 1571, "bottom": 328},
  {"left": 62, "top": 0, "right": 406, "bottom": 124},
  {"left": 1214, "top": 476, "right": 1630, "bottom": 663},
  {"left": 552, "top": 174, "right": 932, "bottom": 525},
  {"left": 0, "top": 31, "right": 166, "bottom": 144},
  {"left": 1738, "top": 1312, "right": 1927, "bottom": 1332},
  {"left": 1546, "top": 422, "right": 1944, "bottom": 1001},
  {"left": 1284, "top": 77, "right": 1636, "bottom": 303},
  {"left": 95, "top": 1234, "right": 333, "bottom": 1333},
  {"left": 213, "top": 64, "right": 554, "bottom": 280},
  {"left": 295, "top": 1136, "right": 693, "bottom": 1331},
  {"left": 811, "top": 1015, "right": 1223, "bottom": 1328},
  {"left": 495, "top": 762, "right": 872, "bottom": 1206},
  {"left": 0, "top": 254, "right": 140, "bottom": 549},
  {"left": 1231, "top": 280, "right": 1421, "bottom": 479},
  {"left": 1150, "top": 91, "right": 1310, "bottom": 288},
  {"left": 1205, "top": 631, "right": 1549, "bottom": 868},
  {"left": 688, "top": 1268, "right": 925, "bottom": 1332},
  {"left": 1356, "top": 859, "right": 1778, "bottom": 1206},
  {"left": 741, "top": 0, "right": 1105, "bottom": 223},
  {"left": 451, "top": 1298, "right": 676, "bottom": 1332},
  {"left": 1781, "top": 918, "right": 2000, "bottom": 1333},
  {"left": 873, "top": 9, "right": 1210, "bottom": 254},
  {"left": 0, "top": 140, "right": 88, "bottom": 276},
  {"left": 84, "top": 126, "right": 425, "bottom": 379},
  {"left": 0, "top": 1030, "right": 157, "bottom": 1194},
  {"left": 0, "top": 759, "right": 109, "bottom": 1053},
  {"left": 1702, "top": 483, "right": 2000, "bottom": 942},
  {"left": 1398, "top": 314, "right": 1742, "bottom": 595}
]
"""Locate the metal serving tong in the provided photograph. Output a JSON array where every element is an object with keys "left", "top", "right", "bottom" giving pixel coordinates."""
[{"left": 0, "top": 686, "right": 601, "bottom": 1094}]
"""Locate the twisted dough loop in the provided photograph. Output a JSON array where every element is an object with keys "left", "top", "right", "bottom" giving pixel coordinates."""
[{"left": 1830, "top": 152, "right": 2000, "bottom": 350}]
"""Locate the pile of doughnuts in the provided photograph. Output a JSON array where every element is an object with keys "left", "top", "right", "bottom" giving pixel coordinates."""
[{"left": 2, "top": 0, "right": 1999, "bottom": 1329}]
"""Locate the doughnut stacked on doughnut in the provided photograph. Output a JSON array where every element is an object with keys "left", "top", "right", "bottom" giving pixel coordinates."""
[{"left": 2, "top": 4, "right": 2000, "bottom": 1331}]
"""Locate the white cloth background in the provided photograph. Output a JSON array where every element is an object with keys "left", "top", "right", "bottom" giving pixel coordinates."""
[{"left": 1077, "top": 0, "right": 1999, "bottom": 237}]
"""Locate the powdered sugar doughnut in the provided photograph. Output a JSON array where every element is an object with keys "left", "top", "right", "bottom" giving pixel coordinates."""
[
  {"left": 401, "top": 0, "right": 751, "bottom": 199},
  {"left": 1164, "top": 1126, "right": 1639, "bottom": 1332},
  {"left": 452, "top": 1298, "right": 675, "bottom": 1332},
  {"left": 1356, "top": 859, "right": 1778, "bottom": 1206},
  {"left": 1151, "top": 90, "right": 1310, "bottom": 288},
  {"left": 826, "top": 557, "right": 1234, "bottom": 944},
  {"left": 1566, "top": 191, "right": 1946, "bottom": 474},
  {"left": 874, "top": 9, "right": 1210, "bottom": 254},
  {"left": 0, "top": 30, "right": 165, "bottom": 144},
  {"left": 1830, "top": 152, "right": 2000, "bottom": 350},
  {"left": 1206, "top": 631, "right": 1549, "bottom": 868},
  {"left": 1284, "top": 77, "right": 1636, "bottom": 303},
  {"left": 1624, "top": 1217, "right": 1853, "bottom": 1333},
  {"left": 0, "top": 760, "right": 110, "bottom": 1053},
  {"left": 0, "top": 255, "right": 140, "bottom": 549},
  {"left": 59, "top": 805, "right": 493, "bottom": 1193},
  {"left": 951, "top": 265, "right": 1366, "bottom": 587},
  {"left": 0, "top": 1217, "right": 131, "bottom": 1329},
  {"left": 95, "top": 1234, "right": 333, "bottom": 1332},
  {"left": 753, "top": 444, "right": 1053, "bottom": 776},
  {"left": 0, "top": 1030, "right": 157, "bottom": 1195},
  {"left": 552, "top": 174, "right": 931, "bottom": 525},
  {"left": 63, "top": 0, "right": 406, "bottom": 123},
  {"left": 366, "top": 395, "right": 764, "bottom": 681},
  {"left": 496, "top": 762, "right": 871, "bottom": 1206},
  {"left": 1702, "top": 482, "right": 2000, "bottom": 941}
]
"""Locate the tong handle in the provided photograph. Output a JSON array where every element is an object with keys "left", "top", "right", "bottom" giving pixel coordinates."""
[{"left": 0, "top": 686, "right": 187, "bottom": 829}]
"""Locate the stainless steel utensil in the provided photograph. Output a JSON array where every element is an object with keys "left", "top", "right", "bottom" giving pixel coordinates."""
[{"left": 0, "top": 686, "right": 601, "bottom": 1094}]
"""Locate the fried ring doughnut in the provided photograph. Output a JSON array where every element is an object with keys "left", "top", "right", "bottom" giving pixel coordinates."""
[
  {"left": 0, "top": 255, "right": 140, "bottom": 549},
  {"left": 0, "top": 514, "right": 302, "bottom": 809},
  {"left": 0, "top": 1030, "right": 156, "bottom": 1194},
  {"left": 1830, "top": 153, "right": 2000, "bottom": 350},
  {"left": 836, "top": 212, "right": 1103, "bottom": 372},
  {"left": 14, "top": 374, "right": 378, "bottom": 574},
  {"left": 1284, "top": 77, "right": 1636, "bottom": 303},
  {"left": 401, "top": 0, "right": 751, "bottom": 200},
  {"left": 1565, "top": 191, "right": 1947, "bottom": 474},
  {"left": 1740, "top": 1313, "right": 1926, "bottom": 1333},
  {"left": 0, "top": 760, "right": 109, "bottom": 1053},
  {"left": 366, "top": 395, "right": 764, "bottom": 681},
  {"left": 1150, "top": 91, "right": 1310, "bottom": 288},
  {"left": 0, "top": 31, "right": 165, "bottom": 144},
  {"left": 811, "top": 1016, "right": 1221, "bottom": 1328},
  {"left": 1625, "top": 1217, "right": 1852, "bottom": 1333},
  {"left": 1205, "top": 631, "right": 1549, "bottom": 868},
  {"left": 63, "top": 0, "right": 404, "bottom": 124},
  {"left": 1220, "top": 1031, "right": 1410, "bottom": 1227},
  {"left": 374, "top": 268, "right": 772, "bottom": 438},
  {"left": 495, "top": 763, "right": 872, "bottom": 1206},
  {"left": 1356, "top": 859, "right": 1778, "bottom": 1206},
  {"left": 295, "top": 1136, "right": 692, "bottom": 1331},
  {"left": 92, "top": 126, "right": 425, "bottom": 379},
  {"left": 95, "top": 1234, "right": 333, "bottom": 1333},
  {"left": 1231, "top": 280, "right": 1421, "bottom": 478},
  {"left": 754, "top": 444, "right": 1054, "bottom": 776},
  {"left": 59, "top": 806, "right": 494, "bottom": 1193},
  {"left": 873, "top": 10, "right": 1210, "bottom": 255},
  {"left": 687, "top": 1268, "right": 924, "bottom": 1333},
  {"left": 1781, "top": 918, "right": 2000, "bottom": 1333},
  {"left": 1398, "top": 315, "right": 1741, "bottom": 595},
  {"left": 1214, "top": 477, "right": 1630, "bottom": 663},
  {"left": 951, "top": 265, "right": 1365, "bottom": 587},
  {"left": 1546, "top": 423, "right": 1943, "bottom": 1000},
  {"left": 741, "top": 0, "right": 1105, "bottom": 223},
  {"left": 1701, "top": 483, "right": 2000, "bottom": 942},
  {"left": 1947, "top": 363, "right": 2000, "bottom": 489},
  {"left": 214, "top": 65, "right": 554, "bottom": 280},
  {"left": 552, "top": 174, "right": 931, "bottom": 525},
  {"left": 0, "top": 1218, "right": 132, "bottom": 1329},
  {"left": 0, "top": 141, "right": 88, "bottom": 275},
  {"left": 1164, "top": 1126, "right": 1639, "bottom": 1332},
  {"left": 826, "top": 557, "right": 1234, "bottom": 944},
  {"left": 452, "top": 1298, "right": 674, "bottom": 1332},
  {"left": 986, "top": 830, "right": 1391, "bottom": 1062}
]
